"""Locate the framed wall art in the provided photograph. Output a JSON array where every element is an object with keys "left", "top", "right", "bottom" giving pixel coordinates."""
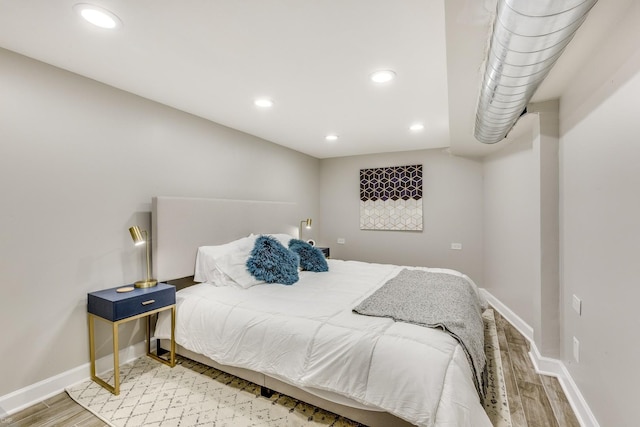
[{"left": 359, "top": 164, "right": 423, "bottom": 231}]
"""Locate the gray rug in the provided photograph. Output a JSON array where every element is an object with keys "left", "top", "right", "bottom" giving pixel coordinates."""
[{"left": 67, "top": 310, "right": 510, "bottom": 426}]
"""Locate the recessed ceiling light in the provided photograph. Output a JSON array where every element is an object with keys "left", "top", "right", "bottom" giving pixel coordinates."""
[
  {"left": 74, "top": 4, "right": 122, "bottom": 29},
  {"left": 409, "top": 123, "right": 425, "bottom": 132},
  {"left": 370, "top": 70, "right": 396, "bottom": 84},
  {"left": 325, "top": 134, "right": 339, "bottom": 142},
  {"left": 254, "top": 98, "right": 274, "bottom": 108}
]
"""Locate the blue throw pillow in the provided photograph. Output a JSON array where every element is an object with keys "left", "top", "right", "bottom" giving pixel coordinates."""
[
  {"left": 246, "top": 235, "right": 299, "bottom": 285},
  {"left": 288, "top": 239, "right": 329, "bottom": 272}
]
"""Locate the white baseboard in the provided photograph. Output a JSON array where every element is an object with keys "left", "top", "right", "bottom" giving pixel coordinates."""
[
  {"left": 480, "top": 289, "right": 600, "bottom": 427},
  {"left": 0, "top": 341, "right": 146, "bottom": 416},
  {"left": 529, "top": 346, "right": 601, "bottom": 427},
  {"left": 481, "top": 289, "right": 534, "bottom": 342}
]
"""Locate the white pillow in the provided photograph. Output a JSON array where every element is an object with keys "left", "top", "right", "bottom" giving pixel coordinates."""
[
  {"left": 206, "top": 267, "right": 238, "bottom": 287},
  {"left": 194, "top": 234, "right": 296, "bottom": 289},
  {"left": 194, "top": 236, "right": 255, "bottom": 285},
  {"left": 214, "top": 247, "right": 265, "bottom": 289}
]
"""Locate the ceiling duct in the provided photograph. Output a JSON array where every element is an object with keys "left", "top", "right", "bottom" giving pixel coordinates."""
[{"left": 474, "top": 0, "right": 598, "bottom": 144}]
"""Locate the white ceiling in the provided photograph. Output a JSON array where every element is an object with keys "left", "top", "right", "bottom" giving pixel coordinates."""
[{"left": 0, "top": 0, "right": 628, "bottom": 159}]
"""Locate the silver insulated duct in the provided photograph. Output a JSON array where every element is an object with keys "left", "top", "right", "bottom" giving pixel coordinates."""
[{"left": 474, "top": 0, "right": 598, "bottom": 144}]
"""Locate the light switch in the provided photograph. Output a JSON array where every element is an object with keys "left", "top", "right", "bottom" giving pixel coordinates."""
[
  {"left": 451, "top": 243, "right": 462, "bottom": 250},
  {"left": 572, "top": 295, "right": 582, "bottom": 315}
]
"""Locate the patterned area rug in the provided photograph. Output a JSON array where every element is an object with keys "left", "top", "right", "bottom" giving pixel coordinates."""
[{"left": 67, "top": 310, "right": 510, "bottom": 427}]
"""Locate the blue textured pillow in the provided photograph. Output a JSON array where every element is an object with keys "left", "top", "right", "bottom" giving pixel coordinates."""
[
  {"left": 288, "top": 239, "right": 329, "bottom": 272},
  {"left": 246, "top": 236, "right": 299, "bottom": 285}
]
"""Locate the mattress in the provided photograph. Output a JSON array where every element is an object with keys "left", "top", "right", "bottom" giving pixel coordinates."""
[{"left": 155, "top": 259, "right": 491, "bottom": 427}]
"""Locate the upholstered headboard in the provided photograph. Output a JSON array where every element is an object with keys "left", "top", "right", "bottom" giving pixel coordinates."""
[{"left": 152, "top": 197, "right": 298, "bottom": 281}]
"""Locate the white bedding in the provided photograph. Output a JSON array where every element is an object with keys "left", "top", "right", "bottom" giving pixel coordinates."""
[{"left": 155, "top": 259, "right": 492, "bottom": 427}]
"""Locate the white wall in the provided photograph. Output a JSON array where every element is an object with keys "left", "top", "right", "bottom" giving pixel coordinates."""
[
  {"left": 319, "top": 149, "right": 484, "bottom": 285},
  {"left": 483, "top": 103, "right": 561, "bottom": 358},
  {"left": 483, "top": 135, "right": 536, "bottom": 326},
  {"left": 558, "top": 3, "right": 640, "bottom": 424},
  {"left": 0, "top": 48, "right": 320, "bottom": 397}
]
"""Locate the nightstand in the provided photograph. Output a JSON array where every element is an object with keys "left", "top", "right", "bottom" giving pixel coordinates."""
[
  {"left": 317, "top": 247, "right": 330, "bottom": 258},
  {"left": 87, "top": 283, "right": 176, "bottom": 395}
]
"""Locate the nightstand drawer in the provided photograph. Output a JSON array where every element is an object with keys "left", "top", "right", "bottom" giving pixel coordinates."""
[{"left": 88, "top": 283, "right": 175, "bottom": 321}]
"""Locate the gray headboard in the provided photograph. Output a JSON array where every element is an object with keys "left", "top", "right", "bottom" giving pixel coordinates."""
[{"left": 152, "top": 197, "right": 298, "bottom": 281}]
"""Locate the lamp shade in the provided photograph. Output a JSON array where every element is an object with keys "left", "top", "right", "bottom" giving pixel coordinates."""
[
  {"left": 299, "top": 218, "right": 312, "bottom": 239},
  {"left": 129, "top": 226, "right": 145, "bottom": 246}
]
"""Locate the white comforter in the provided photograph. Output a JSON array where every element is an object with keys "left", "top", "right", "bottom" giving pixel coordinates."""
[{"left": 155, "top": 259, "right": 491, "bottom": 427}]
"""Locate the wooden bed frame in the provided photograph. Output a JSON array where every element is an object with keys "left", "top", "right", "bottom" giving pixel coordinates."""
[{"left": 152, "top": 197, "right": 413, "bottom": 427}]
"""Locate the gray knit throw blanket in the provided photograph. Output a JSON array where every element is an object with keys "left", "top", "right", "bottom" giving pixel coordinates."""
[{"left": 353, "top": 269, "right": 486, "bottom": 400}]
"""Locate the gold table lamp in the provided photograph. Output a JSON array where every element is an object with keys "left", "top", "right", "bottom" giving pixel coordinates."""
[{"left": 129, "top": 226, "right": 157, "bottom": 288}]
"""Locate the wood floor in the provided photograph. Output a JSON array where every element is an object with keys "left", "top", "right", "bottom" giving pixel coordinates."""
[
  {"left": 2, "top": 309, "right": 580, "bottom": 427},
  {"left": 493, "top": 310, "right": 581, "bottom": 427}
]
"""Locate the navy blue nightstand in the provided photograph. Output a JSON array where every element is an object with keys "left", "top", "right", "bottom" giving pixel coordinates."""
[{"left": 88, "top": 283, "right": 176, "bottom": 395}]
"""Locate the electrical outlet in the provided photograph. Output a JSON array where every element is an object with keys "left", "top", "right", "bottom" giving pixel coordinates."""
[
  {"left": 337, "top": 238, "right": 346, "bottom": 244},
  {"left": 451, "top": 243, "right": 462, "bottom": 250},
  {"left": 572, "top": 294, "right": 582, "bottom": 315},
  {"left": 573, "top": 337, "right": 580, "bottom": 363}
]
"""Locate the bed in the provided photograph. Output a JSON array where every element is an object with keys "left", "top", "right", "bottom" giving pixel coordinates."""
[{"left": 151, "top": 197, "right": 492, "bottom": 427}]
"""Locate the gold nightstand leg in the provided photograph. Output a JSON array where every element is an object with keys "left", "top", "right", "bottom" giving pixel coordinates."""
[
  {"left": 146, "top": 315, "right": 151, "bottom": 355},
  {"left": 88, "top": 314, "right": 96, "bottom": 379},
  {"left": 170, "top": 306, "right": 176, "bottom": 366},
  {"left": 88, "top": 314, "right": 118, "bottom": 395},
  {"left": 112, "top": 322, "right": 120, "bottom": 394},
  {"left": 146, "top": 306, "right": 176, "bottom": 367}
]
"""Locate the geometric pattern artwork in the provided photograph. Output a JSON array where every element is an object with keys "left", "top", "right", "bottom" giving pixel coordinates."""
[{"left": 360, "top": 164, "right": 423, "bottom": 230}]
